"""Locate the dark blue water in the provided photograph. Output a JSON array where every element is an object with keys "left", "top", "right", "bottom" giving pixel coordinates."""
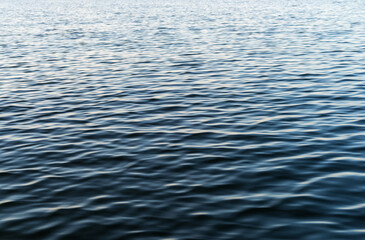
[{"left": 1, "top": 0, "right": 365, "bottom": 239}]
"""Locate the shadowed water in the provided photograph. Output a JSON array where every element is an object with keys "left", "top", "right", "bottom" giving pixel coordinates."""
[{"left": 1, "top": 0, "right": 365, "bottom": 239}]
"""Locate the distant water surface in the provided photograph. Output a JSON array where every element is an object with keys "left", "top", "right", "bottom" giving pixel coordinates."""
[{"left": 1, "top": 0, "right": 365, "bottom": 239}]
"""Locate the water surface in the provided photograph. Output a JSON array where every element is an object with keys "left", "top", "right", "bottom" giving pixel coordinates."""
[{"left": 1, "top": 0, "right": 365, "bottom": 239}]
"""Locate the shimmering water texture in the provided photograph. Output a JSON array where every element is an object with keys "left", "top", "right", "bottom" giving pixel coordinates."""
[{"left": 1, "top": 0, "right": 365, "bottom": 239}]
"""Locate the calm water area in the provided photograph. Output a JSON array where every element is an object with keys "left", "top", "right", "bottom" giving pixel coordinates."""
[{"left": 1, "top": 0, "right": 365, "bottom": 239}]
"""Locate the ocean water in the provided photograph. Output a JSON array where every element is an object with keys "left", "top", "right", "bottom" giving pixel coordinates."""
[{"left": 1, "top": 0, "right": 365, "bottom": 239}]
